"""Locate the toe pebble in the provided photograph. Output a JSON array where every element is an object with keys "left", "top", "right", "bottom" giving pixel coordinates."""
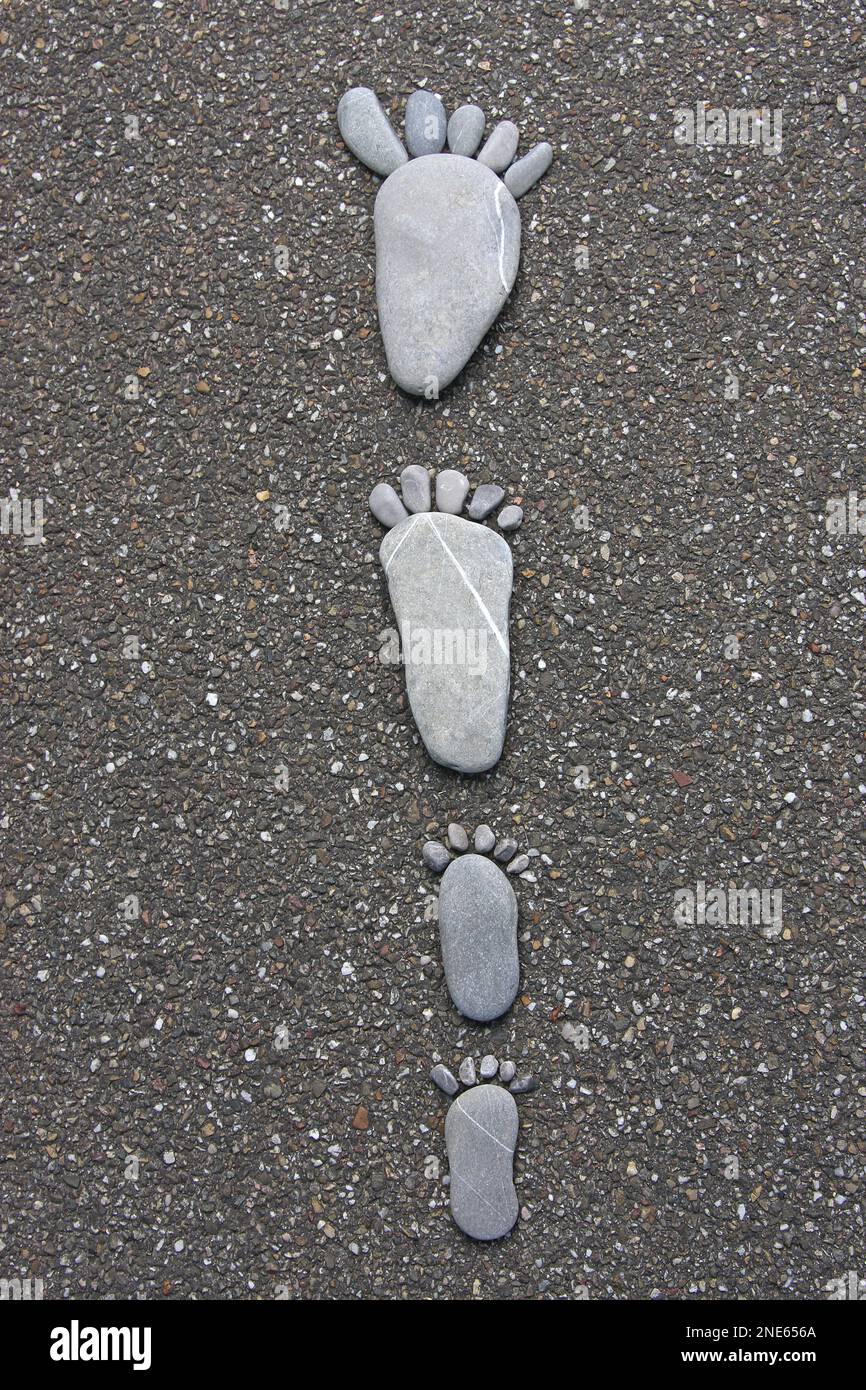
[
  {"left": 499, "top": 1060, "right": 516, "bottom": 1083},
  {"left": 337, "top": 87, "right": 408, "bottom": 178},
  {"left": 431, "top": 1063, "right": 459, "bottom": 1096},
  {"left": 477, "top": 120, "right": 519, "bottom": 173},
  {"left": 494, "top": 838, "right": 517, "bottom": 864},
  {"left": 474, "top": 823, "right": 495, "bottom": 854},
  {"left": 400, "top": 463, "right": 431, "bottom": 513},
  {"left": 446, "top": 1085, "right": 519, "bottom": 1240},
  {"left": 509, "top": 1075, "right": 538, "bottom": 1095},
  {"left": 370, "top": 482, "right": 409, "bottom": 527},
  {"left": 466, "top": 483, "right": 505, "bottom": 521},
  {"left": 447, "top": 104, "right": 485, "bottom": 156},
  {"left": 480, "top": 1054, "right": 498, "bottom": 1079},
  {"left": 435, "top": 469, "right": 470, "bottom": 514},
  {"left": 422, "top": 840, "right": 450, "bottom": 873},
  {"left": 497, "top": 504, "right": 523, "bottom": 532},
  {"left": 503, "top": 141, "right": 553, "bottom": 199},
  {"left": 447, "top": 822, "right": 469, "bottom": 852},
  {"left": 459, "top": 1057, "right": 477, "bottom": 1086},
  {"left": 405, "top": 90, "right": 447, "bottom": 156},
  {"left": 506, "top": 853, "right": 530, "bottom": 875}
]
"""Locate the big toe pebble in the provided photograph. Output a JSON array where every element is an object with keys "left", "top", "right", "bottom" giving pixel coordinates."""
[
  {"left": 446, "top": 1085, "right": 519, "bottom": 1240},
  {"left": 338, "top": 88, "right": 408, "bottom": 177}
]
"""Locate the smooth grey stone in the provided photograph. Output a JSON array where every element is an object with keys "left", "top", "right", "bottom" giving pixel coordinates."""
[
  {"left": 494, "top": 838, "right": 517, "bottom": 864},
  {"left": 467, "top": 483, "right": 505, "bottom": 521},
  {"left": 447, "top": 104, "right": 485, "bottom": 156},
  {"left": 447, "top": 822, "right": 469, "bottom": 852},
  {"left": 405, "top": 90, "right": 446, "bottom": 157},
  {"left": 497, "top": 504, "right": 524, "bottom": 532},
  {"left": 338, "top": 87, "right": 408, "bottom": 178},
  {"left": 423, "top": 840, "right": 450, "bottom": 873},
  {"left": 506, "top": 852, "right": 530, "bottom": 875},
  {"left": 446, "top": 1085, "right": 519, "bottom": 1240},
  {"left": 375, "top": 155, "right": 520, "bottom": 396},
  {"left": 499, "top": 1060, "right": 516, "bottom": 1083},
  {"left": 438, "top": 854, "right": 518, "bottom": 1021},
  {"left": 400, "top": 463, "right": 431, "bottom": 513},
  {"left": 480, "top": 1054, "right": 498, "bottom": 1079},
  {"left": 459, "top": 1056, "right": 477, "bottom": 1086},
  {"left": 436, "top": 469, "right": 469, "bottom": 514},
  {"left": 477, "top": 120, "right": 519, "bottom": 173},
  {"left": 431, "top": 1063, "right": 459, "bottom": 1096},
  {"left": 370, "top": 482, "right": 408, "bottom": 528},
  {"left": 474, "top": 823, "right": 495, "bottom": 854},
  {"left": 509, "top": 1074, "right": 538, "bottom": 1095},
  {"left": 503, "top": 141, "right": 553, "bottom": 199},
  {"left": 378, "top": 512, "right": 513, "bottom": 774}
]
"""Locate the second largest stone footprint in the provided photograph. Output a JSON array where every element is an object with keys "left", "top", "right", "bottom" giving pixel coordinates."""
[{"left": 371, "top": 467, "right": 523, "bottom": 775}]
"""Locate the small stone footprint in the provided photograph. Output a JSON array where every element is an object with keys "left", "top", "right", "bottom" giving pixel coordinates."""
[
  {"left": 423, "top": 823, "right": 534, "bottom": 1022},
  {"left": 430, "top": 1055, "right": 537, "bottom": 1241},
  {"left": 371, "top": 470, "right": 523, "bottom": 776},
  {"left": 336, "top": 87, "right": 553, "bottom": 395}
]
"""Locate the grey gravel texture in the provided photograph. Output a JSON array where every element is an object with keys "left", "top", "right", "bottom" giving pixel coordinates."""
[{"left": 1, "top": 1, "right": 863, "bottom": 1302}]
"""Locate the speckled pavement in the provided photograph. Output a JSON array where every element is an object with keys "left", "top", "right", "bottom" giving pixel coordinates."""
[{"left": 1, "top": 3, "right": 864, "bottom": 1300}]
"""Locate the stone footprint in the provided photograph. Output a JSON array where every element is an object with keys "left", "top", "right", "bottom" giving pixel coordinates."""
[
  {"left": 439, "top": 1076, "right": 522, "bottom": 1242},
  {"left": 371, "top": 468, "right": 523, "bottom": 775},
  {"left": 423, "top": 822, "right": 533, "bottom": 1022},
  {"left": 337, "top": 87, "right": 553, "bottom": 395}
]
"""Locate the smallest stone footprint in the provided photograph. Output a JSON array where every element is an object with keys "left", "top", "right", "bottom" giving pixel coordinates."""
[{"left": 444, "top": 1081, "right": 522, "bottom": 1242}]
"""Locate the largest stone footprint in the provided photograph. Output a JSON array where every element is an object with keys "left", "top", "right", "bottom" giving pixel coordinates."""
[{"left": 337, "top": 86, "right": 553, "bottom": 396}]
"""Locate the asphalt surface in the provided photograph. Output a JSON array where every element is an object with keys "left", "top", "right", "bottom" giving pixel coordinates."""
[{"left": 1, "top": 1, "right": 864, "bottom": 1300}]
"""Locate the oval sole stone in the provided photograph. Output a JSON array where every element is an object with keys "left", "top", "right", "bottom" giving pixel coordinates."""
[
  {"left": 438, "top": 853, "right": 518, "bottom": 1021},
  {"left": 446, "top": 1085, "right": 519, "bottom": 1240}
]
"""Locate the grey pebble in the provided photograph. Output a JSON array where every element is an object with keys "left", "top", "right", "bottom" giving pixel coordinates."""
[
  {"left": 422, "top": 840, "right": 450, "bottom": 873},
  {"left": 497, "top": 504, "right": 524, "bottom": 532},
  {"left": 405, "top": 90, "right": 446, "bottom": 157},
  {"left": 477, "top": 120, "right": 519, "bottom": 173},
  {"left": 459, "top": 1056, "right": 477, "bottom": 1086},
  {"left": 378, "top": 511, "right": 513, "bottom": 773},
  {"left": 438, "top": 854, "right": 519, "bottom": 1021},
  {"left": 499, "top": 1060, "right": 516, "bottom": 1083},
  {"left": 431, "top": 1063, "right": 459, "bottom": 1096},
  {"left": 503, "top": 141, "right": 553, "bottom": 199},
  {"left": 400, "top": 464, "right": 431, "bottom": 513},
  {"left": 506, "top": 853, "right": 530, "bottom": 875},
  {"left": 494, "top": 838, "right": 517, "bottom": 864},
  {"left": 446, "top": 1086, "right": 519, "bottom": 1240},
  {"left": 447, "top": 103, "right": 485, "bottom": 156},
  {"left": 369, "top": 482, "right": 408, "bottom": 528},
  {"left": 337, "top": 87, "right": 408, "bottom": 178},
  {"left": 374, "top": 156, "right": 520, "bottom": 395},
  {"left": 466, "top": 483, "right": 505, "bottom": 521},
  {"left": 508, "top": 1075, "right": 538, "bottom": 1094},
  {"left": 435, "top": 469, "right": 470, "bottom": 514},
  {"left": 447, "top": 822, "right": 469, "bottom": 852},
  {"left": 473, "top": 823, "right": 495, "bottom": 854},
  {"left": 480, "top": 1054, "right": 499, "bottom": 1079}
]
